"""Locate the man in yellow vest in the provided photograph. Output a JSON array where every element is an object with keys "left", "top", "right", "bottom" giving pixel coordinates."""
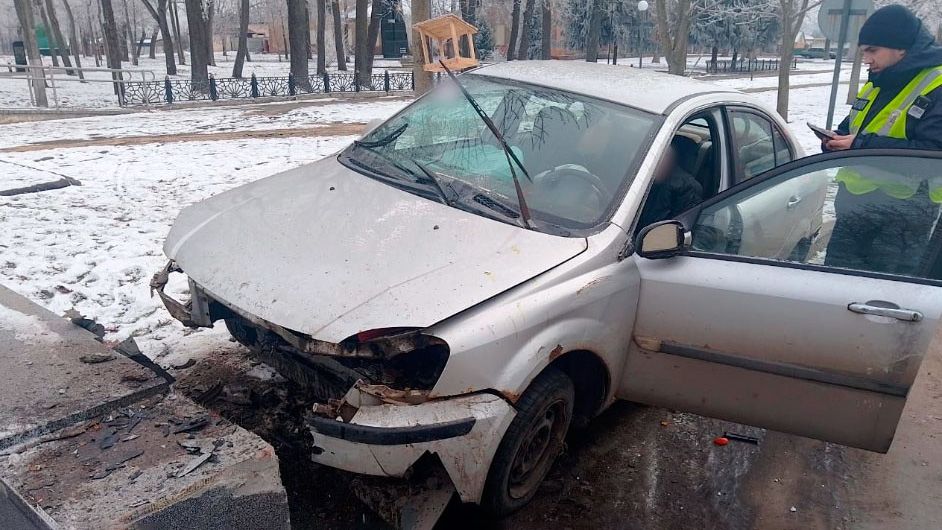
[{"left": 822, "top": 4, "right": 942, "bottom": 276}]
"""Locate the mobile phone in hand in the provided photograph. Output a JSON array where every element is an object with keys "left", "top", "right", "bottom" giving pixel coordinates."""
[{"left": 807, "top": 122, "right": 837, "bottom": 141}]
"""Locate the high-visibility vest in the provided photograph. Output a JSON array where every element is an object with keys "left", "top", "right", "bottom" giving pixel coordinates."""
[{"left": 837, "top": 65, "right": 942, "bottom": 203}]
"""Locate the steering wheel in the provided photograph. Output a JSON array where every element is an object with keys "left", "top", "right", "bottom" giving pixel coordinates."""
[{"left": 535, "top": 164, "right": 609, "bottom": 219}]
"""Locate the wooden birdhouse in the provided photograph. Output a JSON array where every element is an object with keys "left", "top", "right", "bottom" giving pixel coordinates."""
[{"left": 412, "top": 14, "right": 480, "bottom": 73}]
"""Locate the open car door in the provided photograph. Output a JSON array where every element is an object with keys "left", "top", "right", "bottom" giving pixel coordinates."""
[{"left": 621, "top": 150, "right": 942, "bottom": 452}]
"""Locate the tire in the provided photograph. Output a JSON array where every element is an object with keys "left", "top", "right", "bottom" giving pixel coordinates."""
[
  {"left": 224, "top": 317, "right": 259, "bottom": 349},
  {"left": 480, "top": 367, "right": 574, "bottom": 517},
  {"left": 787, "top": 236, "right": 813, "bottom": 262}
]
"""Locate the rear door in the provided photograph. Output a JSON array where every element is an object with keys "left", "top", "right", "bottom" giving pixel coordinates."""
[{"left": 621, "top": 150, "right": 942, "bottom": 452}]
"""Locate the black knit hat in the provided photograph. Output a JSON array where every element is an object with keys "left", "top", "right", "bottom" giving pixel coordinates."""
[{"left": 858, "top": 5, "right": 923, "bottom": 50}]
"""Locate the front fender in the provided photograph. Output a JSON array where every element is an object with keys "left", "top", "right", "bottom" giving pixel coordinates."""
[{"left": 428, "top": 253, "right": 641, "bottom": 405}]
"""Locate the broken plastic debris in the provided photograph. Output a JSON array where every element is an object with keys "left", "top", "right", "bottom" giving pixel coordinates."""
[
  {"left": 790, "top": 506, "right": 798, "bottom": 513},
  {"left": 713, "top": 436, "right": 729, "bottom": 446}
]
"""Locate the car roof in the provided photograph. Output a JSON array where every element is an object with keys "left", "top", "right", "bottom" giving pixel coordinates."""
[{"left": 468, "top": 60, "right": 740, "bottom": 115}]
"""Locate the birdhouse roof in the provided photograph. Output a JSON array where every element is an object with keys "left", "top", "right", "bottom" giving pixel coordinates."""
[{"left": 412, "top": 14, "right": 478, "bottom": 38}]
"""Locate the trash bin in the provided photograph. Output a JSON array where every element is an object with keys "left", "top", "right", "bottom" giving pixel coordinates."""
[{"left": 12, "top": 41, "right": 27, "bottom": 73}]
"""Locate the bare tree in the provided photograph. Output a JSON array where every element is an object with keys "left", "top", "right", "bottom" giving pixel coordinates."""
[
  {"left": 169, "top": 0, "right": 185, "bottom": 64},
  {"left": 316, "top": 0, "right": 326, "bottom": 73},
  {"left": 354, "top": 0, "right": 368, "bottom": 86},
  {"left": 44, "top": 0, "right": 76, "bottom": 72},
  {"left": 13, "top": 0, "right": 49, "bottom": 106},
  {"left": 184, "top": 0, "right": 211, "bottom": 85},
  {"left": 412, "top": 0, "right": 432, "bottom": 95},
  {"left": 507, "top": 0, "right": 521, "bottom": 60},
  {"left": 232, "top": 0, "right": 250, "bottom": 76},
  {"left": 286, "top": 0, "right": 310, "bottom": 85},
  {"left": 206, "top": 0, "right": 216, "bottom": 66},
  {"left": 585, "top": 0, "right": 602, "bottom": 62},
  {"left": 654, "top": 0, "right": 693, "bottom": 75},
  {"left": 35, "top": 0, "right": 60, "bottom": 67},
  {"left": 517, "top": 0, "right": 535, "bottom": 59},
  {"left": 140, "top": 0, "right": 177, "bottom": 74},
  {"left": 101, "top": 0, "right": 124, "bottom": 94},
  {"left": 365, "top": 0, "right": 384, "bottom": 73},
  {"left": 541, "top": 0, "right": 550, "bottom": 59},
  {"left": 121, "top": 0, "right": 137, "bottom": 64},
  {"left": 148, "top": 26, "right": 157, "bottom": 57},
  {"left": 60, "top": 0, "right": 85, "bottom": 80},
  {"left": 776, "top": 0, "right": 819, "bottom": 119},
  {"left": 331, "top": 0, "right": 346, "bottom": 69}
]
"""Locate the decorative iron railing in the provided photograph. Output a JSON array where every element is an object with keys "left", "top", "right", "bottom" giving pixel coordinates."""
[
  {"left": 122, "top": 70, "right": 415, "bottom": 106},
  {"left": 702, "top": 58, "right": 799, "bottom": 74}
]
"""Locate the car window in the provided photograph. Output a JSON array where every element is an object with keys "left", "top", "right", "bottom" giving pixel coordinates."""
[
  {"left": 772, "top": 125, "right": 793, "bottom": 166},
  {"left": 345, "top": 75, "right": 658, "bottom": 232},
  {"left": 690, "top": 153, "right": 942, "bottom": 281},
  {"left": 728, "top": 110, "right": 780, "bottom": 184}
]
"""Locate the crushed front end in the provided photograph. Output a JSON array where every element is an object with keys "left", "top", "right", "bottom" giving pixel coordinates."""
[{"left": 151, "top": 260, "right": 515, "bottom": 502}]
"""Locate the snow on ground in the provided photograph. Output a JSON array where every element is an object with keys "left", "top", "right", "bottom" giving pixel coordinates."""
[
  {"left": 0, "top": 74, "right": 842, "bottom": 367},
  {"left": 0, "top": 52, "right": 405, "bottom": 109},
  {"left": 0, "top": 97, "right": 410, "bottom": 150},
  {"left": 0, "top": 97, "right": 406, "bottom": 366}
]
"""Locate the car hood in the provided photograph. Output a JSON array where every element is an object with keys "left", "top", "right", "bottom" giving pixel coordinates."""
[{"left": 164, "top": 156, "right": 588, "bottom": 343}]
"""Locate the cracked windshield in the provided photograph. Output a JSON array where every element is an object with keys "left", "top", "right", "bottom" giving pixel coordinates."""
[{"left": 343, "top": 75, "right": 657, "bottom": 232}]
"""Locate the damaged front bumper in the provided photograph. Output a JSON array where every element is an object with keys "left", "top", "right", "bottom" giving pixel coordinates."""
[{"left": 309, "top": 383, "right": 515, "bottom": 503}]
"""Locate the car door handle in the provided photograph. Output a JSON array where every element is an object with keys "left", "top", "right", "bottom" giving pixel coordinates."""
[
  {"left": 786, "top": 195, "right": 802, "bottom": 209},
  {"left": 848, "top": 302, "right": 923, "bottom": 322}
]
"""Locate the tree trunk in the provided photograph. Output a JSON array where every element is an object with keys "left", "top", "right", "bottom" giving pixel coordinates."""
[
  {"left": 316, "top": 0, "right": 326, "bottom": 73},
  {"left": 37, "top": 1, "right": 61, "bottom": 67},
  {"left": 86, "top": 11, "right": 101, "bottom": 65},
  {"left": 846, "top": 44, "right": 863, "bottom": 104},
  {"left": 585, "top": 0, "right": 602, "bottom": 62},
  {"left": 122, "top": 0, "right": 137, "bottom": 64},
  {"left": 654, "top": 0, "right": 689, "bottom": 75},
  {"left": 184, "top": 0, "right": 210, "bottom": 85},
  {"left": 411, "top": 0, "right": 432, "bottom": 95},
  {"left": 710, "top": 45, "right": 718, "bottom": 72},
  {"left": 141, "top": 0, "right": 177, "bottom": 74},
  {"left": 101, "top": 0, "right": 124, "bottom": 96},
  {"left": 13, "top": 0, "right": 48, "bottom": 106},
  {"left": 287, "top": 0, "right": 311, "bottom": 86},
  {"left": 169, "top": 0, "right": 185, "bottom": 64},
  {"left": 148, "top": 26, "right": 157, "bottom": 58},
  {"left": 517, "top": 0, "right": 535, "bottom": 60},
  {"left": 331, "top": 0, "right": 346, "bottom": 70},
  {"left": 354, "top": 0, "right": 369, "bottom": 86},
  {"left": 365, "top": 0, "right": 382, "bottom": 73},
  {"left": 205, "top": 0, "right": 215, "bottom": 66},
  {"left": 776, "top": 0, "right": 808, "bottom": 120},
  {"left": 60, "top": 0, "right": 85, "bottom": 80},
  {"left": 507, "top": 0, "right": 520, "bottom": 61},
  {"left": 541, "top": 0, "right": 550, "bottom": 60},
  {"left": 731, "top": 48, "right": 738, "bottom": 65},
  {"left": 136, "top": 28, "right": 146, "bottom": 61},
  {"left": 233, "top": 0, "right": 250, "bottom": 76},
  {"left": 44, "top": 0, "right": 75, "bottom": 73}
]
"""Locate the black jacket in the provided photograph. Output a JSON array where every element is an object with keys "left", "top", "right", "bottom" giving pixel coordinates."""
[
  {"left": 638, "top": 167, "right": 704, "bottom": 229},
  {"left": 834, "top": 25, "right": 942, "bottom": 150}
]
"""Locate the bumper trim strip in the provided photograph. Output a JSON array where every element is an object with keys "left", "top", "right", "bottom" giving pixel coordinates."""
[{"left": 309, "top": 416, "right": 476, "bottom": 445}]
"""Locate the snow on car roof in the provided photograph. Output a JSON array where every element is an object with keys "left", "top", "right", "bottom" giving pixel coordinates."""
[{"left": 468, "top": 60, "right": 739, "bottom": 115}]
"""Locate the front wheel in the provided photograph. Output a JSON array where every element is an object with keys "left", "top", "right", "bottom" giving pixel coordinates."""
[{"left": 480, "top": 367, "right": 574, "bottom": 517}]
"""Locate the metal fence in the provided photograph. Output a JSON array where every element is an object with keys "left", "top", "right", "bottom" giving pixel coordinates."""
[
  {"left": 123, "top": 70, "right": 415, "bottom": 106},
  {"left": 703, "top": 58, "right": 798, "bottom": 74}
]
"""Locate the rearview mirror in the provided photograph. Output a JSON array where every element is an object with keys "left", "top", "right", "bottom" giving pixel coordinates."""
[{"left": 636, "top": 220, "right": 690, "bottom": 259}]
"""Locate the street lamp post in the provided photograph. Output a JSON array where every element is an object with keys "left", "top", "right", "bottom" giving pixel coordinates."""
[{"left": 637, "top": 0, "right": 649, "bottom": 68}]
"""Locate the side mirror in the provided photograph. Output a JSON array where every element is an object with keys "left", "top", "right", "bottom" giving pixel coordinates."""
[
  {"left": 361, "top": 118, "right": 384, "bottom": 137},
  {"left": 636, "top": 220, "right": 690, "bottom": 259}
]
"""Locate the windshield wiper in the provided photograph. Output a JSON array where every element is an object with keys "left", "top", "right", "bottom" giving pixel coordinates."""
[
  {"left": 439, "top": 61, "right": 533, "bottom": 229},
  {"left": 410, "top": 159, "right": 454, "bottom": 207},
  {"left": 353, "top": 122, "right": 408, "bottom": 148}
]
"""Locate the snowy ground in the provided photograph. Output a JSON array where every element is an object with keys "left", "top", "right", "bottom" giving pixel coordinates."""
[
  {"left": 0, "top": 52, "right": 405, "bottom": 109},
  {"left": 0, "top": 75, "right": 841, "bottom": 367}
]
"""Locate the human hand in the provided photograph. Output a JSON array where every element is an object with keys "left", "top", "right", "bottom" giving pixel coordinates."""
[{"left": 826, "top": 134, "right": 856, "bottom": 151}]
